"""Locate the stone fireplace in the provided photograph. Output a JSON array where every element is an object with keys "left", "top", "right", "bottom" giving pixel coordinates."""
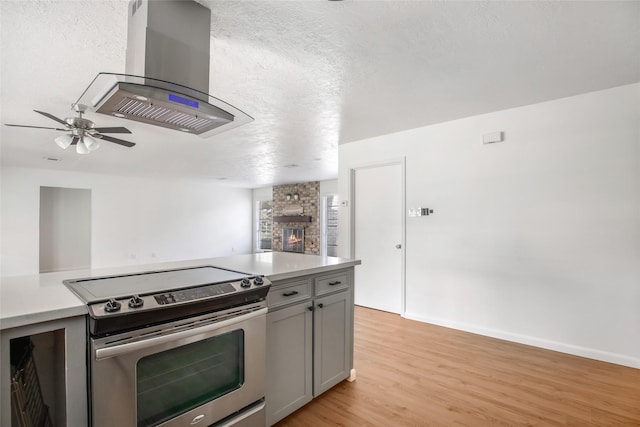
[{"left": 272, "top": 181, "right": 320, "bottom": 254}]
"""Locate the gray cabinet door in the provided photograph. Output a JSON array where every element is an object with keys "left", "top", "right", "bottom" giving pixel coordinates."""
[
  {"left": 266, "top": 302, "right": 313, "bottom": 426},
  {"left": 313, "top": 290, "right": 351, "bottom": 396}
]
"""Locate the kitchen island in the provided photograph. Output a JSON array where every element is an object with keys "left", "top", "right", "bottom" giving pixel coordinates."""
[{"left": 0, "top": 252, "right": 360, "bottom": 426}]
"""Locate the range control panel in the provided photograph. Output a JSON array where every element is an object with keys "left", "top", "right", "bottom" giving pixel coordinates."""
[
  {"left": 154, "top": 282, "right": 236, "bottom": 305},
  {"left": 88, "top": 276, "right": 270, "bottom": 318}
]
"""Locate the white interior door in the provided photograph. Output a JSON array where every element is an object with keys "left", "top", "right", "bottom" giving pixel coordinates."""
[{"left": 354, "top": 163, "right": 403, "bottom": 314}]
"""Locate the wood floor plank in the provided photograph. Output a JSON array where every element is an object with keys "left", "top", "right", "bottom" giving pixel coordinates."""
[{"left": 274, "top": 306, "right": 640, "bottom": 426}]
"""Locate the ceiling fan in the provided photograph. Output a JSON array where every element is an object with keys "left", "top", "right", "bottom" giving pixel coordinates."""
[{"left": 4, "top": 104, "right": 136, "bottom": 154}]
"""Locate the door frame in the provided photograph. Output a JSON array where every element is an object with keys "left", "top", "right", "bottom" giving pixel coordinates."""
[{"left": 349, "top": 157, "right": 406, "bottom": 316}]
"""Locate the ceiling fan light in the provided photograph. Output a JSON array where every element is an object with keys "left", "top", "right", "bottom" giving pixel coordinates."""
[
  {"left": 84, "top": 135, "right": 100, "bottom": 151},
  {"left": 76, "top": 138, "right": 89, "bottom": 154},
  {"left": 54, "top": 134, "right": 73, "bottom": 149}
]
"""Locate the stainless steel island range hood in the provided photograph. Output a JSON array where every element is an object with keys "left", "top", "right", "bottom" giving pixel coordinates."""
[{"left": 74, "top": 0, "right": 252, "bottom": 138}]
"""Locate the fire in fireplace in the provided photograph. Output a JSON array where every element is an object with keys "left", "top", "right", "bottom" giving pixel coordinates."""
[{"left": 283, "top": 228, "right": 304, "bottom": 253}]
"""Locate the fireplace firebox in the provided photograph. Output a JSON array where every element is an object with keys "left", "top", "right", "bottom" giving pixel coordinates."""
[{"left": 282, "top": 228, "right": 304, "bottom": 253}]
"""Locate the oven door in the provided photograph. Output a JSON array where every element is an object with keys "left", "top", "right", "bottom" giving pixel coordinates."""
[{"left": 90, "top": 304, "right": 266, "bottom": 427}]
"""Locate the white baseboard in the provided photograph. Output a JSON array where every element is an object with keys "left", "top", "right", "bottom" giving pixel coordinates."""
[{"left": 403, "top": 312, "right": 640, "bottom": 369}]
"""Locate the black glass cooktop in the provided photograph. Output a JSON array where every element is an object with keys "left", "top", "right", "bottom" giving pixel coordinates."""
[{"left": 63, "top": 266, "right": 250, "bottom": 303}]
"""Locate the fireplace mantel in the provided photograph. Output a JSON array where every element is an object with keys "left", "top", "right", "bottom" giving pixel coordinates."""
[{"left": 273, "top": 216, "right": 312, "bottom": 223}]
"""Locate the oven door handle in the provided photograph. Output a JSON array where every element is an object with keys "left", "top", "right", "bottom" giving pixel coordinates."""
[{"left": 95, "top": 307, "right": 267, "bottom": 360}]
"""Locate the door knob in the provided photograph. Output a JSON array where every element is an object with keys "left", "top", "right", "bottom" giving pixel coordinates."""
[{"left": 396, "top": 244, "right": 402, "bottom": 249}]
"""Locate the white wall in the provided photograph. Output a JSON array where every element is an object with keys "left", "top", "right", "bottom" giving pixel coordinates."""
[
  {"left": 1, "top": 168, "right": 253, "bottom": 276},
  {"left": 252, "top": 186, "right": 273, "bottom": 203},
  {"left": 339, "top": 83, "right": 640, "bottom": 368},
  {"left": 320, "top": 179, "right": 338, "bottom": 196}
]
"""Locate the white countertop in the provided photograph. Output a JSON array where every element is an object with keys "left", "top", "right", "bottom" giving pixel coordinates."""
[
  {"left": 0, "top": 253, "right": 360, "bottom": 331},
  {"left": 209, "top": 252, "right": 360, "bottom": 282}
]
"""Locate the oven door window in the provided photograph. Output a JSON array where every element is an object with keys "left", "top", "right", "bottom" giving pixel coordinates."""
[{"left": 136, "top": 330, "right": 244, "bottom": 427}]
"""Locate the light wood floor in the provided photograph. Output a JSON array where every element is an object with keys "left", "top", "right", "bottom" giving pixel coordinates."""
[{"left": 275, "top": 305, "right": 640, "bottom": 426}]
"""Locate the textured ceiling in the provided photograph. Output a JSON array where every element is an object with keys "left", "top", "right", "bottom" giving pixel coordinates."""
[{"left": 1, "top": 1, "right": 638, "bottom": 188}]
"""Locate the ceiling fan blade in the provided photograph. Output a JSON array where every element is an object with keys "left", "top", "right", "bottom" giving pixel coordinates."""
[
  {"left": 99, "top": 134, "right": 136, "bottom": 148},
  {"left": 5, "top": 124, "right": 67, "bottom": 131},
  {"left": 33, "top": 110, "right": 69, "bottom": 127},
  {"left": 70, "top": 136, "right": 80, "bottom": 146},
  {"left": 93, "top": 126, "right": 132, "bottom": 134}
]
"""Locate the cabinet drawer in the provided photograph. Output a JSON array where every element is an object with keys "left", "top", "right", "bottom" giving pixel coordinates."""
[
  {"left": 268, "top": 279, "right": 312, "bottom": 310},
  {"left": 314, "top": 272, "right": 348, "bottom": 297}
]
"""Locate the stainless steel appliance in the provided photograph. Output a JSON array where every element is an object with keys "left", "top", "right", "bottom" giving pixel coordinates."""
[
  {"left": 64, "top": 266, "right": 270, "bottom": 427},
  {"left": 74, "top": 0, "right": 253, "bottom": 139}
]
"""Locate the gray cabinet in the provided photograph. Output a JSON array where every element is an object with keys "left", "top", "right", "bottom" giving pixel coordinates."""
[
  {"left": 0, "top": 316, "right": 88, "bottom": 427},
  {"left": 266, "top": 268, "right": 354, "bottom": 426},
  {"left": 266, "top": 300, "right": 313, "bottom": 425},
  {"left": 313, "top": 290, "right": 351, "bottom": 395}
]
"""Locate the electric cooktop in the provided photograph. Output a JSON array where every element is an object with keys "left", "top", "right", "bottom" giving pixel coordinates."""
[{"left": 63, "top": 266, "right": 252, "bottom": 303}]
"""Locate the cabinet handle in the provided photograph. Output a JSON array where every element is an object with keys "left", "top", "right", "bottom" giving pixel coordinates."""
[
  {"left": 329, "top": 281, "right": 342, "bottom": 286},
  {"left": 307, "top": 306, "right": 314, "bottom": 311},
  {"left": 317, "top": 303, "right": 324, "bottom": 309},
  {"left": 282, "top": 291, "right": 299, "bottom": 297}
]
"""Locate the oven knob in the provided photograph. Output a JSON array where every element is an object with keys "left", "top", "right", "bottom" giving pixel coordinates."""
[
  {"left": 253, "top": 276, "right": 264, "bottom": 286},
  {"left": 240, "top": 278, "right": 251, "bottom": 288},
  {"left": 129, "top": 295, "right": 144, "bottom": 308},
  {"left": 104, "top": 298, "right": 121, "bottom": 313}
]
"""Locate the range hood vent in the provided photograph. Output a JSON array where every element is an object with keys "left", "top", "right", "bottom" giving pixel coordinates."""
[
  {"left": 114, "top": 97, "right": 220, "bottom": 133},
  {"left": 74, "top": 0, "right": 252, "bottom": 138}
]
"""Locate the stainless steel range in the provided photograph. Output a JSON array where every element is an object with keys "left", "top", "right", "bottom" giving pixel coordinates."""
[{"left": 64, "top": 266, "right": 270, "bottom": 427}]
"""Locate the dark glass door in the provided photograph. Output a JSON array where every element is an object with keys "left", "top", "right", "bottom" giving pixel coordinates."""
[{"left": 136, "top": 330, "right": 244, "bottom": 426}]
